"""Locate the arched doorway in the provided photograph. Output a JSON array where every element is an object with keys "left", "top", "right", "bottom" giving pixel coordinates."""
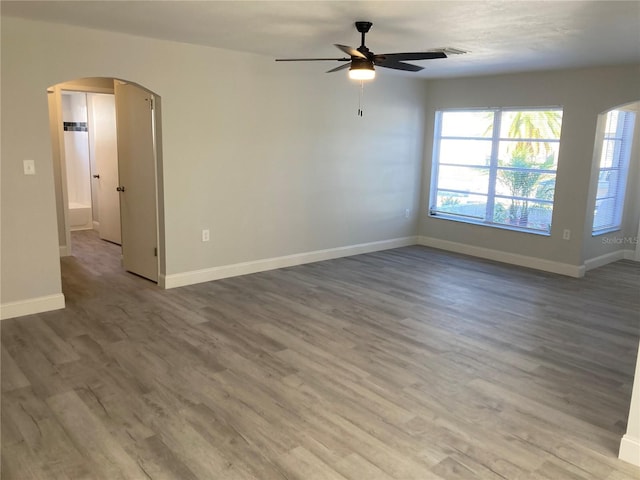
[{"left": 48, "top": 77, "right": 164, "bottom": 283}]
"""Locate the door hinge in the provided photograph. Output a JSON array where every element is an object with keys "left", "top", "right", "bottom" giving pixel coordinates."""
[
  {"left": 149, "top": 97, "right": 154, "bottom": 110},
  {"left": 154, "top": 247, "right": 158, "bottom": 257}
]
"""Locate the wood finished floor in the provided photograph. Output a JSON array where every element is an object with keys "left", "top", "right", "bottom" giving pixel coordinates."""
[{"left": 2, "top": 230, "right": 640, "bottom": 480}]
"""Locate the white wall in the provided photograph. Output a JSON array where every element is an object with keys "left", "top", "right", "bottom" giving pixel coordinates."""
[
  {"left": 1, "top": 16, "right": 425, "bottom": 309},
  {"left": 62, "top": 92, "right": 92, "bottom": 207},
  {"left": 419, "top": 66, "right": 640, "bottom": 271},
  {"left": 620, "top": 341, "right": 640, "bottom": 466}
]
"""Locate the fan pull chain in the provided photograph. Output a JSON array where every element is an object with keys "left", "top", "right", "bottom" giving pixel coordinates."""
[{"left": 357, "top": 80, "right": 365, "bottom": 117}]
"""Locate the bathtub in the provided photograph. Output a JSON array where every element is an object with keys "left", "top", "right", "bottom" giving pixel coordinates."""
[{"left": 68, "top": 202, "right": 93, "bottom": 231}]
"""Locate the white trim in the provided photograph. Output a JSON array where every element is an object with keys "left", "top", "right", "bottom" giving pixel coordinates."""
[
  {"left": 417, "top": 235, "right": 584, "bottom": 277},
  {"left": 636, "top": 215, "right": 640, "bottom": 261},
  {"left": 161, "top": 236, "right": 418, "bottom": 289},
  {"left": 625, "top": 249, "right": 638, "bottom": 261},
  {"left": 61, "top": 85, "right": 114, "bottom": 94},
  {"left": 619, "top": 434, "right": 640, "bottom": 467},
  {"left": 59, "top": 245, "right": 70, "bottom": 257},
  {"left": 93, "top": 220, "right": 100, "bottom": 231},
  {"left": 584, "top": 249, "right": 636, "bottom": 271},
  {"left": 54, "top": 86, "right": 73, "bottom": 267},
  {"left": 0, "top": 294, "right": 65, "bottom": 320}
]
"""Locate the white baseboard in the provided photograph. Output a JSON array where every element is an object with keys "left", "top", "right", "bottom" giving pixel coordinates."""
[
  {"left": 619, "top": 434, "right": 640, "bottom": 467},
  {"left": 584, "top": 249, "right": 636, "bottom": 272},
  {"left": 417, "top": 236, "right": 584, "bottom": 277},
  {"left": 59, "top": 245, "right": 70, "bottom": 257},
  {"left": 161, "top": 236, "right": 418, "bottom": 289},
  {"left": 0, "top": 294, "right": 65, "bottom": 321},
  {"left": 93, "top": 221, "right": 100, "bottom": 231}
]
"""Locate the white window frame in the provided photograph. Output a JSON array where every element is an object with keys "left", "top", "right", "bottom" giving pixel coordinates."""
[
  {"left": 429, "top": 107, "right": 563, "bottom": 235},
  {"left": 592, "top": 109, "right": 636, "bottom": 235}
]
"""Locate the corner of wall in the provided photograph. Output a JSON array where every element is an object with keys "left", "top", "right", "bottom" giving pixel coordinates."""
[
  {"left": 584, "top": 249, "right": 637, "bottom": 272},
  {"left": 418, "top": 235, "right": 585, "bottom": 277},
  {"left": 619, "top": 434, "right": 640, "bottom": 467},
  {"left": 619, "top": 339, "right": 640, "bottom": 467},
  {"left": 0, "top": 294, "right": 65, "bottom": 321},
  {"left": 163, "top": 236, "right": 418, "bottom": 289}
]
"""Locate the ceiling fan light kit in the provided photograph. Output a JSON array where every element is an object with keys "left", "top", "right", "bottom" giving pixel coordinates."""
[{"left": 348, "top": 58, "right": 376, "bottom": 80}]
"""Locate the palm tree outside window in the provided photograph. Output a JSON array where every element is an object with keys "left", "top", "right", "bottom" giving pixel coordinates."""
[{"left": 430, "top": 108, "right": 563, "bottom": 234}]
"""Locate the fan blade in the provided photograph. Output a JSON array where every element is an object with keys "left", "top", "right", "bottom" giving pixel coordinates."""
[
  {"left": 375, "top": 60, "right": 424, "bottom": 72},
  {"left": 334, "top": 44, "right": 367, "bottom": 59},
  {"left": 326, "top": 63, "right": 351, "bottom": 73},
  {"left": 276, "top": 57, "right": 350, "bottom": 62},
  {"left": 375, "top": 51, "right": 447, "bottom": 62}
]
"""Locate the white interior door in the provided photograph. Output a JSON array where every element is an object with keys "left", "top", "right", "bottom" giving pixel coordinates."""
[
  {"left": 88, "top": 93, "right": 121, "bottom": 244},
  {"left": 114, "top": 81, "right": 158, "bottom": 282}
]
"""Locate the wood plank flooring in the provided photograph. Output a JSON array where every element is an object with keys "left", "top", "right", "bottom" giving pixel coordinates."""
[{"left": 2, "top": 230, "right": 640, "bottom": 479}]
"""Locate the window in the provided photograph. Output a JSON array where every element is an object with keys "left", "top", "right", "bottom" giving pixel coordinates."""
[
  {"left": 592, "top": 109, "right": 636, "bottom": 235},
  {"left": 430, "top": 108, "right": 563, "bottom": 234}
]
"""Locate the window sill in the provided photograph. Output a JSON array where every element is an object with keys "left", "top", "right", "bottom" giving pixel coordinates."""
[
  {"left": 428, "top": 213, "right": 551, "bottom": 237},
  {"left": 592, "top": 227, "right": 621, "bottom": 237}
]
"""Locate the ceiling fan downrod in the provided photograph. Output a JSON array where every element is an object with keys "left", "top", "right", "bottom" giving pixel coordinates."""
[{"left": 355, "top": 21, "right": 373, "bottom": 50}]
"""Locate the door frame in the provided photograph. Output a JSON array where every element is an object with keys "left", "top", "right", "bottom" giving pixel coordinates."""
[
  {"left": 53, "top": 83, "right": 115, "bottom": 256},
  {"left": 48, "top": 77, "right": 165, "bottom": 285}
]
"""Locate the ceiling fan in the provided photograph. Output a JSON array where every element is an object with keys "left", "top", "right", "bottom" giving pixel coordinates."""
[{"left": 275, "top": 21, "right": 449, "bottom": 80}]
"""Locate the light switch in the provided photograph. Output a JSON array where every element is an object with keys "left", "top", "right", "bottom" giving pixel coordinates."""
[{"left": 23, "top": 159, "right": 36, "bottom": 175}]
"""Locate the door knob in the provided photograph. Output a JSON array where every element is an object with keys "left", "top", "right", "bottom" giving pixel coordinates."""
[
  {"left": 92, "top": 174, "right": 100, "bottom": 179},
  {"left": 116, "top": 186, "right": 126, "bottom": 192}
]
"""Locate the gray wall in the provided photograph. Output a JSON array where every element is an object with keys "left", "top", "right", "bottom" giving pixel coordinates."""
[
  {"left": 2, "top": 14, "right": 638, "bottom": 309},
  {"left": 419, "top": 66, "right": 640, "bottom": 267},
  {"left": 1, "top": 16, "right": 425, "bottom": 305}
]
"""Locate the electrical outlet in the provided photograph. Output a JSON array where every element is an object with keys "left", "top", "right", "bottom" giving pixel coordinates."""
[
  {"left": 562, "top": 229, "right": 571, "bottom": 240},
  {"left": 202, "top": 229, "right": 210, "bottom": 242},
  {"left": 404, "top": 208, "right": 411, "bottom": 219},
  {"left": 23, "top": 159, "right": 35, "bottom": 175}
]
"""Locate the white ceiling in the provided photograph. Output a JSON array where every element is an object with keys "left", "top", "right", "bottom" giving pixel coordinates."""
[{"left": 2, "top": 1, "right": 639, "bottom": 78}]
